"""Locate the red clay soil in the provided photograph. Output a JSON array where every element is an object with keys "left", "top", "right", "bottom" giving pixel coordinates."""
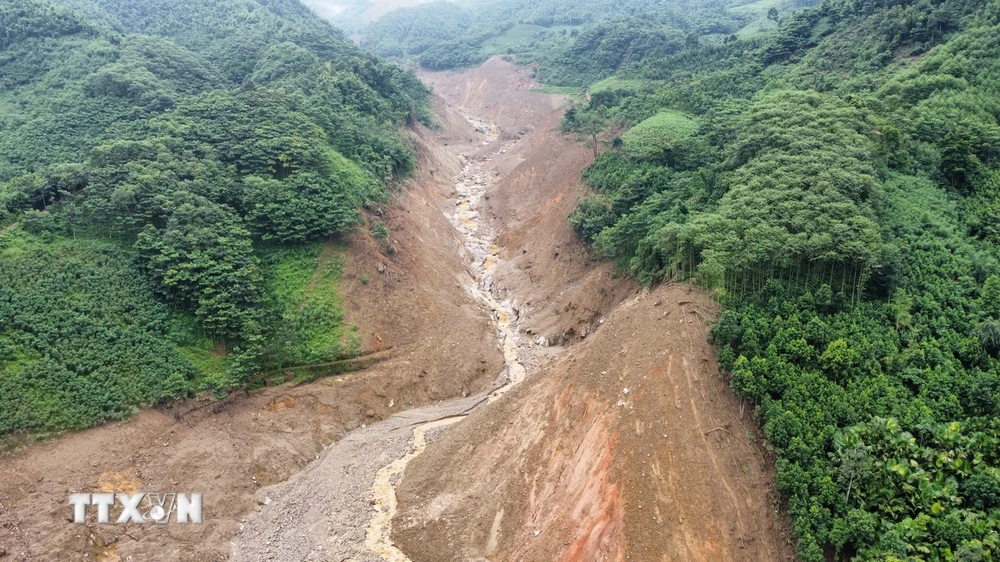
[{"left": 393, "top": 286, "right": 796, "bottom": 562}]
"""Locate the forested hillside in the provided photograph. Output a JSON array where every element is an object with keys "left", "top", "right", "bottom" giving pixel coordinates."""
[
  {"left": 0, "top": 0, "right": 429, "bottom": 435},
  {"left": 359, "top": 0, "right": 815, "bottom": 85},
  {"left": 557, "top": 0, "right": 1000, "bottom": 558}
]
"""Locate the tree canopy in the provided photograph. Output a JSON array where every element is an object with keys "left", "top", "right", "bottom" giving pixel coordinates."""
[
  {"left": 560, "top": 0, "right": 1000, "bottom": 557},
  {"left": 358, "top": 0, "right": 792, "bottom": 85},
  {"left": 0, "top": 0, "right": 428, "bottom": 434}
]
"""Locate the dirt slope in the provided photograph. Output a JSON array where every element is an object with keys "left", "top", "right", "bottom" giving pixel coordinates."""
[
  {"left": 389, "top": 58, "right": 796, "bottom": 561},
  {"left": 394, "top": 286, "right": 795, "bottom": 561}
]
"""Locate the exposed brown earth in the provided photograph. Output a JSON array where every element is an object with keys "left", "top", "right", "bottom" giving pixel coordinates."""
[
  {"left": 394, "top": 286, "right": 795, "bottom": 561},
  {"left": 396, "top": 58, "right": 796, "bottom": 561},
  {"left": 420, "top": 58, "right": 636, "bottom": 348}
]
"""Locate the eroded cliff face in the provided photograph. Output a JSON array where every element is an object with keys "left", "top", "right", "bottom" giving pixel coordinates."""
[{"left": 393, "top": 281, "right": 794, "bottom": 562}]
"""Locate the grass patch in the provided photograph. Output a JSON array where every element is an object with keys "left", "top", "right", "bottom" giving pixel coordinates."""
[
  {"left": 734, "top": 18, "right": 780, "bottom": 38},
  {"left": 728, "top": 0, "right": 794, "bottom": 38},
  {"left": 259, "top": 242, "right": 360, "bottom": 369},
  {"left": 728, "top": 0, "right": 790, "bottom": 16},
  {"left": 482, "top": 23, "right": 578, "bottom": 53},
  {"left": 621, "top": 109, "right": 700, "bottom": 160},
  {"left": 166, "top": 312, "right": 232, "bottom": 391},
  {"left": 535, "top": 84, "right": 587, "bottom": 95},
  {"left": 589, "top": 77, "right": 653, "bottom": 94}
]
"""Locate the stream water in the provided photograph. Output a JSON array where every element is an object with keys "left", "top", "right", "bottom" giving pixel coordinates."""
[{"left": 364, "top": 127, "right": 528, "bottom": 561}]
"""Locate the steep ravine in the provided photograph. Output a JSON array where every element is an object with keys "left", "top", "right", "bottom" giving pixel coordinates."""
[
  {"left": 0, "top": 58, "right": 795, "bottom": 562},
  {"left": 231, "top": 58, "right": 789, "bottom": 562},
  {"left": 365, "top": 132, "right": 534, "bottom": 559},
  {"left": 391, "top": 59, "right": 796, "bottom": 562}
]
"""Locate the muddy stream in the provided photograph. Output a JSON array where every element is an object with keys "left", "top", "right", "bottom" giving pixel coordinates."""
[{"left": 364, "top": 120, "right": 528, "bottom": 561}]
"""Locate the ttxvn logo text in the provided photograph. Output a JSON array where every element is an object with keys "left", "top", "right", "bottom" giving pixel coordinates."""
[{"left": 69, "top": 493, "right": 202, "bottom": 524}]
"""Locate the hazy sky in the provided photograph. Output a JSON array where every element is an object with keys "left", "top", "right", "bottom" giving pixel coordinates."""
[
  {"left": 300, "top": 0, "right": 444, "bottom": 25},
  {"left": 299, "top": 0, "right": 350, "bottom": 19}
]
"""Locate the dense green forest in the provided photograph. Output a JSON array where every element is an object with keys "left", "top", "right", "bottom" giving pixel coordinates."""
[
  {"left": 358, "top": 0, "right": 814, "bottom": 85},
  {"left": 550, "top": 0, "right": 1000, "bottom": 558},
  {"left": 0, "top": 0, "right": 429, "bottom": 435}
]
